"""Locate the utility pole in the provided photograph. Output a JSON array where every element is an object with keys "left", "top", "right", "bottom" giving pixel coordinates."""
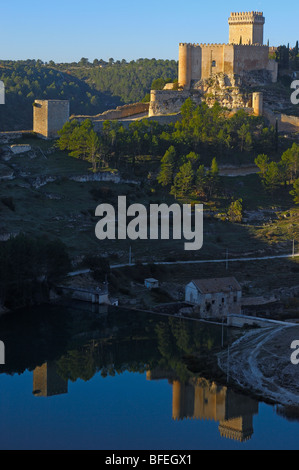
[{"left": 292, "top": 239, "right": 295, "bottom": 258}]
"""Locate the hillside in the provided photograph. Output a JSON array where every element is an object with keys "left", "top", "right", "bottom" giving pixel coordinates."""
[{"left": 0, "top": 59, "right": 178, "bottom": 131}]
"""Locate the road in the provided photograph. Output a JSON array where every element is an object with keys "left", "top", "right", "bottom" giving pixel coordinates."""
[
  {"left": 217, "top": 324, "right": 299, "bottom": 406},
  {"left": 68, "top": 252, "right": 299, "bottom": 276}
]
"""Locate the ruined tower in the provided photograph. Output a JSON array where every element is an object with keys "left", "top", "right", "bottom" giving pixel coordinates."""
[
  {"left": 228, "top": 11, "right": 265, "bottom": 45},
  {"left": 33, "top": 99, "right": 70, "bottom": 139},
  {"left": 252, "top": 92, "right": 263, "bottom": 116}
]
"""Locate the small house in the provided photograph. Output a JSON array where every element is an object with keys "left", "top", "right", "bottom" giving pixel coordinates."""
[
  {"left": 144, "top": 278, "right": 159, "bottom": 290},
  {"left": 185, "top": 277, "right": 242, "bottom": 319}
]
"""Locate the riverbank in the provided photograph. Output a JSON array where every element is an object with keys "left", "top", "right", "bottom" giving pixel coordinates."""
[{"left": 217, "top": 325, "right": 299, "bottom": 407}]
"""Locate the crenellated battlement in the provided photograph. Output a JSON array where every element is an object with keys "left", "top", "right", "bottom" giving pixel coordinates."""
[
  {"left": 229, "top": 11, "right": 265, "bottom": 23},
  {"left": 179, "top": 43, "right": 268, "bottom": 48}
]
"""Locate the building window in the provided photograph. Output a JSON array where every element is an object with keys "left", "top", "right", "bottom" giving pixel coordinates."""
[
  {"left": 234, "top": 296, "right": 237, "bottom": 302},
  {"left": 212, "top": 60, "right": 216, "bottom": 67}
]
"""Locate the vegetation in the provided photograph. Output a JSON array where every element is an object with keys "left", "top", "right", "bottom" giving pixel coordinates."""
[
  {"left": 59, "top": 58, "right": 178, "bottom": 103},
  {"left": 57, "top": 98, "right": 277, "bottom": 180},
  {"left": 0, "top": 58, "right": 177, "bottom": 131},
  {"left": 227, "top": 199, "right": 243, "bottom": 223},
  {"left": 0, "top": 234, "right": 71, "bottom": 310},
  {"left": 255, "top": 143, "right": 299, "bottom": 198},
  {"left": 275, "top": 42, "right": 299, "bottom": 70}
]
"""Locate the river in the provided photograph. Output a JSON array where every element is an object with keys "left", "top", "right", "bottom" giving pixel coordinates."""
[{"left": 0, "top": 302, "right": 298, "bottom": 450}]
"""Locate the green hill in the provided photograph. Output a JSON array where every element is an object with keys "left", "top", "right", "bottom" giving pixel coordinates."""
[{"left": 0, "top": 58, "right": 178, "bottom": 131}]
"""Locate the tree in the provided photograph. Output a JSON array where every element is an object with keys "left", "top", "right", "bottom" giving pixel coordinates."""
[
  {"left": 281, "top": 143, "right": 299, "bottom": 183},
  {"left": 86, "top": 129, "right": 101, "bottom": 172},
  {"left": 228, "top": 199, "right": 243, "bottom": 223},
  {"left": 238, "top": 123, "right": 250, "bottom": 152},
  {"left": 205, "top": 157, "right": 220, "bottom": 198},
  {"left": 210, "top": 157, "right": 219, "bottom": 176},
  {"left": 171, "top": 161, "right": 194, "bottom": 198},
  {"left": 290, "top": 178, "right": 299, "bottom": 204},
  {"left": 263, "top": 161, "right": 283, "bottom": 193},
  {"left": 186, "top": 151, "right": 200, "bottom": 170},
  {"left": 255, "top": 154, "right": 269, "bottom": 177},
  {"left": 195, "top": 165, "right": 207, "bottom": 198},
  {"left": 157, "top": 146, "right": 176, "bottom": 187},
  {"left": 57, "top": 120, "right": 79, "bottom": 151},
  {"left": 79, "top": 57, "right": 89, "bottom": 67},
  {"left": 68, "top": 120, "right": 93, "bottom": 159}
]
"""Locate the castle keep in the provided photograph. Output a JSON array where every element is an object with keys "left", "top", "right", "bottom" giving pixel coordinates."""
[
  {"left": 228, "top": 11, "right": 265, "bottom": 45},
  {"left": 178, "top": 11, "right": 273, "bottom": 89},
  {"left": 150, "top": 12, "right": 278, "bottom": 117}
]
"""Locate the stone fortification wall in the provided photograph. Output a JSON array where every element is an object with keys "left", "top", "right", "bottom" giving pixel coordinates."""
[
  {"left": 72, "top": 102, "right": 149, "bottom": 124},
  {"left": 148, "top": 90, "right": 199, "bottom": 117},
  {"left": 178, "top": 43, "right": 272, "bottom": 88},
  {"left": 264, "top": 108, "right": 299, "bottom": 132},
  {"left": 149, "top": 73, "right": 252, "bottom": 116},
  {"left": 233, "top": 45, "right": 269, "bottom": 75}
]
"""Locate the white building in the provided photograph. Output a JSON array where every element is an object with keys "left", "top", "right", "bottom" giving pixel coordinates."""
[{"left": 185, "top": 277, "right": 242, "bottom": 320}]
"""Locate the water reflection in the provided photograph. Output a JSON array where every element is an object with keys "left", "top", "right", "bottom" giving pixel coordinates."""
[
  {"left": 1, "top": 303, "right": 299, "bottom": 448},
  {"left": 147, "top": 370, "right": 259, "bottom": 442},
  {"left": 33, "top": 362, "right": 68, "bottom": 397}
]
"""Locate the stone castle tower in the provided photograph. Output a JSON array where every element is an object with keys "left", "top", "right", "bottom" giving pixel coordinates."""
[
  {"left": 33, "top": 100, "right": 70, "bottom": 139},
  {"left": 228, "top": 11, "right": 265, "bottom": 45},
  {"left": 149, "top": 11, "right": 277, "bottom": 117},
  {"left": 177, "top": 11, "right": 274, "bottom": 90}
]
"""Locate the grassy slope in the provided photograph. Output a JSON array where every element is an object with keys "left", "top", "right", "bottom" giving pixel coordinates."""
[{"left": 0, "top": 135, "right": 298, "bottom": 299}]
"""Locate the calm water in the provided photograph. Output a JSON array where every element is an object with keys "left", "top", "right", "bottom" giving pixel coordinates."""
[{"left": 0, "top": 302, "right": 299, "bottom": 450}]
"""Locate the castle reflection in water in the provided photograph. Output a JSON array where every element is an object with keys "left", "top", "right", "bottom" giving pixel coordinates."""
[
  {"left": 32, "top": 362, "right": 259, "bottom": 443},
  {"left": 147, "top": 369, "right": 259, "bottom": 443}
]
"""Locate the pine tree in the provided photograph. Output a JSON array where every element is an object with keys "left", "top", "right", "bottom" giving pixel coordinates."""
[
  {"left": 290, "top": 179, "right": 299, "bottom": 204},
  {"left": 157, "top": 146, "right": 176, "bottom": 187},
  {"left": 171, "top": 161, "right": 194, "bottom": 198}
]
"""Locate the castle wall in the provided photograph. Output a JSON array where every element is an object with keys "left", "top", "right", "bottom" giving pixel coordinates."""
[
  {"left": 190, "top": 46, "right": 202, "bottom": 83},
  {"left": 201, "top": 45, "right": 226, "bottom": 79},
  {"left": 149, "top": 89, "right": 201, "bottom": 117},
  {"left": 223, "top": 46, "right": 235, "bottom": 75},
  {"left": 233, "top": 45, "right": 269, "bottom": 75},
  {"left": 264, "top": 109, "right": 299, "bottom": 133},
  {"left": 179, "top": 43, "right": 270, "bottom": 88},
  {"left": 72, "top": 102, "right": 149, "bottom": 124}
]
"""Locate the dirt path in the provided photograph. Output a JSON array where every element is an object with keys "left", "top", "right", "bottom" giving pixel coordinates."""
[
  {"left": 218, "top": 325, "right": 299, "bottom": 406},
  {"left": 218, "top": 165, "right": 259, "bottom": 176}
]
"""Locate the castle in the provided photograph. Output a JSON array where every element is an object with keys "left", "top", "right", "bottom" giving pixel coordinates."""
[
  {"left": 149, "top": 11, "right": 278, "bottom": 117},
  {"left": 29, "top": 11, "right": 299, "bottom": 138}
]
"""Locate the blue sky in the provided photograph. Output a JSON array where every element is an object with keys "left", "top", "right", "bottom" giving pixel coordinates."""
[{"left": 1, "top": 0, "right": 298, "bottom": 63}]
